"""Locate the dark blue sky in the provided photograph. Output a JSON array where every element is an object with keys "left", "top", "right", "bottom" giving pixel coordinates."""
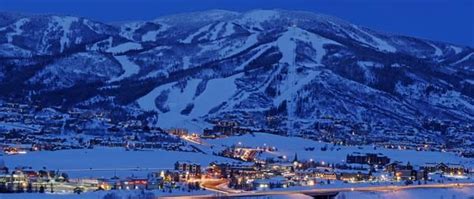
[{"left": 0, "top": 0, "right": 473, "bottom": 46}]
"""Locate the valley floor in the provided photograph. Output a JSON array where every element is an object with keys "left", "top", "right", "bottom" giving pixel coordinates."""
[{"left": 1, "top": 132, "right": 474, "bottom": 198}]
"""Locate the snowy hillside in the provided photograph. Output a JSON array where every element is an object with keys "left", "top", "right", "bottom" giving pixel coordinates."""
[{"left": 0, "top": 10, "right": 473, "bottom": 145}]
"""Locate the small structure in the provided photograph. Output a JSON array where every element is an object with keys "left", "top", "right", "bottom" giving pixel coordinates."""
[
  {"left": 174, "top": 161, "right": 201, "bottom": 178},
  {"left": 421, "top": 163, "right": 465, "bottom": 175},
  {"left": 346, "top": 152, "right": 390, "bottom": 166}
]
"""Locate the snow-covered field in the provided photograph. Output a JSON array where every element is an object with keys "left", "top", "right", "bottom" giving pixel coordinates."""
[
  {"left": 339, "top": 186, "right": 474, "bottom": 199},
  {"left": 2, "top": 148, "right": 236, "bottom": 178},
  {"left": 0, "top": 189, "right": 212, "bottom": 199},
  {"left": 1, "top": 187, "right": 472, "bottom": 199},
  {"left": 206, "top": 133, "right": 474, "bottom": 167},
  {"left": 107, "top": 55, "right": 140, "bottom": 82}
]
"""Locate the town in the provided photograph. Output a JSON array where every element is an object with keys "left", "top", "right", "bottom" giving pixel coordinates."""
[
  {"left": 1, "top": 101, "right": 474, "bottom": 198},
  {"left": 1, "top": 150, "right": 472, "bottom": 196}
]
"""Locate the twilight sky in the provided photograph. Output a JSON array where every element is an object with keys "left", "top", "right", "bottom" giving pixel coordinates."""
[{"left": 0, "top": 0, "right": 473, "bottom": 46}]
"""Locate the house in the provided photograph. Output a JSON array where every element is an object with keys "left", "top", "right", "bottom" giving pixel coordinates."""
[
  {"left": 421, "top": 163, "right": 465, "bottom": 175},
  {"left": 338, "top": 170, "right": 372, "bottom": 182},
  {"left": 146, "top": 175, "right": 163, "bottom": 190},
  {"left": 203, "top": 120, "right": 249, "bottom": 137},
  {"left": 346, "top": 152, "right": 390, "bottom": 166},
  {"left": 174, "top": 161, "right": 201, "bottom": 178},
  {"left": 252, "top": 176, "right": 289, "bottom": 190},
  {"left": 315, "top": 170, "right": 337, "bottom": 180},
  {"left": 209, "top": 162, "right": 256, "bottom": 179},
  {"left": 385, "top": 161, "right": 413, "bottom": 173},
  {"left": 122, "top": 177, "right": 148, "bottom": 190},
  {"left": 395, "top": 169, "right": 426, "bottom": 181}
]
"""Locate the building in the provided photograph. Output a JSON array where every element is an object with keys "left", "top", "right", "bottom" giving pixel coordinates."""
[
  {"left": 168, "top": 128, "right": 188, "bottom": 136},
  {"left": 338, "top": 171, "right": 372, "bottom": 182},
  {"left": 203, "top": 120, "right": 249, "bottom": 137},
  {"left": 252, "top": 176, "right": 289, "bottom": 190},
  {"left": 121, "top": 177, "right": 148, "bottom": 190},
  {"left": 174, "top": 161, "right": 201, "bottom": 178},
  {"left": 346, "top": 153, "right": 390, "bottom": 166},
  {"left": 385, "top": 161, "right": 413, "bottom": 173},
  {"left": 421, "top": 163, "right": 465, "bottom": 175},
  {"left": 209, "top": 162, "right": 256, "bottom": 179},
  {"left": 395, "top": 169, "right": 426, "bottom": 181}
]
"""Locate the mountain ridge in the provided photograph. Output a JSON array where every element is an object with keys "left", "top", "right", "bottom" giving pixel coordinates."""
[{"left": 0, "top": 9, "right": 472, "bottom": 147}]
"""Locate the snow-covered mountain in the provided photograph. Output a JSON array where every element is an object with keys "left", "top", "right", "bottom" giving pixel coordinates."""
[{"left": 0, "top": 10, "right": 473, "bottom": 140}]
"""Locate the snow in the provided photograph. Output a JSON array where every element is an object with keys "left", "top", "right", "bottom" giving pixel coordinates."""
[
  {"left": 141, "top": 23, "right": 169, "bottom": 42},
  {"left": 340, "top": 187, "right": 474, "bottom": 199},
  {"left": 0, "top": 192, "right": 105, "bottom": 199},
  {"left": 2, "top": 147, "right": 235, "bottom": 178},
  {"left": 4, "top": 18, "right": 30, "bottom": 43},
  {"left": 277, "top": 27, "right": 297, "bottom": 65},
  {"left": 465, "top": 79, "right": 474, "bottom": 85},
  {"left": 277, "top": 27, "right": 339, "bottom": 64},
  {"left": 0, "top": 122, "right": 41, "bottom": 131},
  {"left": 0, "top": 189, "right": 213, "bottom": 199},
  {"left": 182, "top": 56, "right": 191, "bottom": 70},
  {"left": 240, "top": 10, "right": 279, "bottom": 29},
  {"left": 0, "top": 43, "right": 32, "bottom": 57},
  {"left": 274, "top": 27, "right": 340, "bottom": 124},
  {"left": 119, "top": 22, "right": 142, "bottom": 41},
  {"left": 452, "top": 52, "right": 473, "bottom": 65},
  {"left": 223, "top": 22, "right": 236, "bottom": 37},
  {"left": 137, "top": 79, "right": 207, "bottom": 131},
  {"left": 1, "top": 187, "right": 473, "bottom": 199},
  {"left": 52, "top": 16, "right": 78, "bottom": 52},
  {"left": 137, "top": 79, "right": 199, "bottom": 112},
  {"left": 450, "top": 45, "right": 463, "bottom": 54},
  {"left": 206, "top": 133, "right": 474, "bottom": 167},
  {"left": 221, "top": 33, "right": 259, "bottom": 56},
  {"left": 235, "top": 44, "right": 272, "bottom": 70},
  {"left": 137, "top": 74, "right": 242, "bottom": 131},
  {"left": 427, "top": 42, "right": 443, "bottom": 57},
  {"left": 106, "top": 42, "right": 142, "bottom": 54},
  {"left": 107, "top": 56, "right": 140, "bottom": 83},
  {"left": 88, "top": 37, "right": 112, "bottom": 51},
  {"left": 351, "top": 25, "right": 397, "bottom": 53},
  {"left": 191, "top": 74, "right": 241, "bottom": 116},
  {"left": 195, "top": 31, "right": 259, "bottom": 59},
  {"left": 209, "top": 22, "right": 225, "bottom": 40},
  {"left": 181, "top": 24, "right": 212, "bottom": 43}
]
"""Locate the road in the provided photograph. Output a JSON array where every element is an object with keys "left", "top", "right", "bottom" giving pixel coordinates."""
[{"left": 162, "top": 182, "right": 474, "bottom": 198}]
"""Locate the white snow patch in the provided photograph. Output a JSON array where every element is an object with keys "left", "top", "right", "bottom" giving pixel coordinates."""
[
  {"left": 3, "top": 18, "right": 30, "bottom": 43},
  {"left": 351, "top": 25, "right": 397, "bottom": 53},
  {"left": 2, "top": 147, "right": 235, "bottom": 178},
  {"left": 182, "top": 56, "right": 191, "bottom": 70},
  {"left": 107, "top": 56, "right": 140, "bottom": 83},
  {"left": 0, "top": 43, "right": 32, "bottom": 57},
  {"left": 277, "top": 27, "right": 340, "bottom": 64},
  {"left": 452, "top": 52, "right": 473, "bottom": 65},
  {"left": 235, "top": 44, "right": 272, "bottom": 70},
  {"left": 137, "top": 74, "right": 242, "bottom": 131},
  {"left": 191, "top": 74, "right": 241, "bottom": 117},
  {"left": 240, "top": 10, "right": 279, "bottom": 29},
  {"left": 209, "top": 22, "right": 225, "bottom": 40},
  {"left": 52, "top": 16, "right": 78, "bottom": 52},
  {"left": 106, "top": 42, "right": 142, "bottom": 54},
  {"left": 427, "top": 42, "right": 443, "bottom": 57},
  {"left": 206, "top": 133, "right": 474, "bottom": 167},
  {"left": 343, "top": 187, "right": 474, "bottom": 199},
  {"left": 141, "top": 23, "right": 169, "bottom": 42},
  {"left": 222, "top": 22, "right": 236, "bottom": 37},
  {"left": 181, "top": 24, "right": 212, "bottom": 43},
  {"left": 450, "top": 45, "right": 463, "bottom": 54}
]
